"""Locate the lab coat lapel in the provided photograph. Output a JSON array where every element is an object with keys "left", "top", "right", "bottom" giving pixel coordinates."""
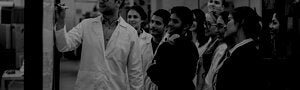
[
  {"left": 105, "top": 17, "right": 126, "bottom": 56},
  {"left": 92, "top": 15, "right": 106, "bottom": 56}
]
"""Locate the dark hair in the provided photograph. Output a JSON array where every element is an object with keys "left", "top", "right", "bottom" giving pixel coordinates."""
[
  {"left": 170, "top": 6, "right": 194, "bottom": 28},
  {"left": 192, "top": 9, "right": 208, "bottom": 47},
  {"left": 127, "top": 5, "right": 147, "bottom": 20},
  {"left": 231, "top": 6, "right": 261, "bottom": 40},
  {"left": 93, "top": 5, "right": 98, "bottom": 12},
  {"left": 219, "top": 11, "right": 230, "bottom": 24},
  {"left": 153, "top": 9, "right": 170, "bottom": 25}
]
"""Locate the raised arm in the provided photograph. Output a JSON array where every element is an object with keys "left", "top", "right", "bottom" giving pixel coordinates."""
[{"left": 54, "top": 3, "right": 83, "bottom": 52}]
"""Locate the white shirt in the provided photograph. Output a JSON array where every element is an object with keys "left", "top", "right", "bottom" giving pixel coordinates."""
[{"left": 55, "top": 15, "right": 143, "bottom": 90}]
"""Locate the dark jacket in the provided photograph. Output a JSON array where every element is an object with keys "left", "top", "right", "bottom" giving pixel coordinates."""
[
  {"left": 147, "top": 35, "right": 199, "bottom": 90},
  {"left": 216, "top": 41, "right": 266, "bottom": 90}
]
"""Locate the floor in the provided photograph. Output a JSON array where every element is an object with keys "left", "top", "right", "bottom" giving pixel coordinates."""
[{"left": 0, "top": 57, "right": 79, "bottom": 90}]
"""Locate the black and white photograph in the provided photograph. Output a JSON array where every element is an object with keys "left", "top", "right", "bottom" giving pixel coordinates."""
[{"left": 0, "top": 0, "right": 299, "bottom": 90}]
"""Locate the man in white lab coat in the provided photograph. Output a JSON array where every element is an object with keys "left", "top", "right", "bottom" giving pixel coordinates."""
[{"left": 54, "top": 0, "right": 143, "bottom": 90}]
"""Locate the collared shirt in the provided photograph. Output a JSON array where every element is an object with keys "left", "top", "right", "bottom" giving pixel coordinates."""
[
  {"left": 55, "top": 15, "right": 143, "bottom": 90},
  {"left": 101, "top": 16, "right": 119, "bottom": 48},
  {"left": 229, "top": 38, "right": 254, "bottom": 55}
]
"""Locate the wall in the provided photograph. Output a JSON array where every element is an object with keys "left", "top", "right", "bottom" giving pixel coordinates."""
[
  {"left": 43, "top": 0, "right": 55, "bottom": 89},
  {"left": 151, "top": 0, "right": 262, "bottom": 17},
  {"left": 151, "top": 0, "right": 199, "bottom": 14},
  {"left": 13, "top": 0, "right": 25, "bottom": 7},
  {"left": 234, "top": 0, "right": 262, "bottom": 17},
  {"left": 61, "top": 0, "right": 97, "bottom": 31}
]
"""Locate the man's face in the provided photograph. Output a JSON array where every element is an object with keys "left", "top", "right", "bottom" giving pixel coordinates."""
[
  {"left": 149, "top": 15, "right": 165, "bottom": 38},
  {"left": 207, "top": 0, "right": 223, "bottom": 14},
  {"left": 127, "top": 9, "right": 143, "bottom": 30},
  {"left": 98, "top": 0, "right": 120, "bottom": 15},
  {"left": 168, "top": 14, "right": 183, "bottom": 34}
]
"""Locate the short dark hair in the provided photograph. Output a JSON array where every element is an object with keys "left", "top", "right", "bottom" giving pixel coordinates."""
[
  {"left": 152, "top": 9, "right": 170, "bottom": 25},
  {"left": 231, "top": 6, "right": 261, "bottom": 40},
  {"left": 219, "top": 11, "right": 230, "bottom": 24},
  {"left": 170, "top": 6, "right": 193, "bottom": 27},
  {"left": 127, "top": 5, "right": 147, "bottom": 20}
]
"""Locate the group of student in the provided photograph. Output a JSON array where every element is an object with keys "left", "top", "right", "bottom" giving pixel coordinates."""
[{"left": 54, "top": 0, "right": 266, "bottom": 90}]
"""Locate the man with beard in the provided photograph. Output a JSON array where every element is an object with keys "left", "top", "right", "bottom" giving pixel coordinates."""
[
  {"left": 141, "top": 9, "right": 170, "bottom": 90},
  {"left": 54, "top": 0, "right": 143, "bottom": 90},
  {"left": 147, "top": 6, "right": 199, "bottom": 90}
]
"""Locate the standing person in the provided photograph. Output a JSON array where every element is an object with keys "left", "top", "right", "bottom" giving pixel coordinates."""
[
  {"left": 147, "top": 6, "right": 199, "bottom": 90},
  {"left": 215, "top": 11, "right": 229, "bottom": 39},
  {"left": 127, "top": 5, "right": 148, "bottom": 36},
  {"left": 142, "top": 9, "right": 171, "bottom": 90},
  {"left": 201, "top": 0, "right": 227, "bottom": 77},
  {"left": 208, "top": 6, "right": 264, "bottom": 90},
  {"left": 149, "top": 9, "right": 171, "bottom": 53},
  {"left": 189, "top": 9, "right": 210, "bottom": 90},
  {"left": 269, "top": 13, "right": 280, "bottom": 57},
  {"left": 54, "top": 0, "right": 143, "bottom": 90},
  {"left": 190, "top": 9, "right": 208, "bottom": 54},
  {"left": 203, "top": 10, "right": 231, "bottom": 90}
]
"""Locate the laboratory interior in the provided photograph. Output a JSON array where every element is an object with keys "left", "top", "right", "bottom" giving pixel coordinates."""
[{"left": 0, "top": 0, "right": 299, "bottom": 90}]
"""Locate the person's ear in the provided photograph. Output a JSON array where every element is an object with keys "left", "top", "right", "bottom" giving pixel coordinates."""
[{"left": 237, "top": 19, "right": 244, "bottom": 29}]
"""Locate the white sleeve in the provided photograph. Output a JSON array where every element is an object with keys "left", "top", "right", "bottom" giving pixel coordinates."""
[
  {"left": 54, "top": 21, "right": 84, "bottom": 52},
  {"left": 127, "top": 31, "right": 143, "bottom": 90}
]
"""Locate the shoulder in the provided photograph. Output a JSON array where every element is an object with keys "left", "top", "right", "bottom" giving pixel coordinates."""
[
  {"left": 239, "top": 41, "right": 257, "bottom": 53},
  {"left": 80, "top": 17, "right": 99, "bottom": 24},
  {"left": 118, "top": 17, "right": 139, "bottom": 40},
  {"left": 216, "top": 43, "right": 228, "bottom": 52},
  {"left": 232, "top": 41, "right": 258, "bottom": 59},
  {"left": 119, "top": 17, "right": 137, "bottom": 33}
]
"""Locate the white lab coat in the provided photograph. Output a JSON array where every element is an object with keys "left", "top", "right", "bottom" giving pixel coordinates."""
[
  {"left": 138, "top": 31, "right": 158, "bottom": 90},
  {"left": 139, "top": 31, "right": 153, "bottom": 77},
  {"left": 55, "top": 15, "right": 143, "bottom": 90},
  {"left": 204, "top": 43, "right": 228, "bottom": 90}
]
